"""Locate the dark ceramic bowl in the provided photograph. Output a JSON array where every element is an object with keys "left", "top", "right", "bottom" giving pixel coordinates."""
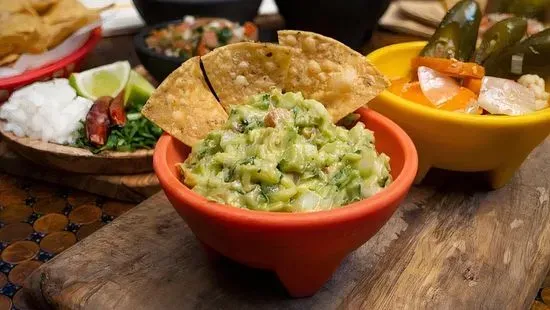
[
  {"left": 132, "top": 0, "right": 263, "bottom": 25},
  {"left": 134, "top": 20, "right": 189, "bottom": 83},
  {"left": 275, "top": 0, "right": 390, "bottom": 51}
]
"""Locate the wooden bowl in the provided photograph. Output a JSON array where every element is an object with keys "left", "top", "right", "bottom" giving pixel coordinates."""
[{"left": 0, "top": 122, "right": 154, "bottom": 175}]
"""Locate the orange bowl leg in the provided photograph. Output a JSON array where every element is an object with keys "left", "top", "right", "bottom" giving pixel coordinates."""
[
  {"left": 198, "top": 239, "right": 223, "bottom": 262},
  {"left": 275, "top": 255, "right": 344, "bottom": 297}
]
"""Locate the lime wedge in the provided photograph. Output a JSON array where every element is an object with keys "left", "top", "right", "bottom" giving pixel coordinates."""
[
  {"left": 69, "top": 61, "right": 131, "bottom": 100},
  {"left": 124, "top": 70, "right": 155, "bottom": 109}
]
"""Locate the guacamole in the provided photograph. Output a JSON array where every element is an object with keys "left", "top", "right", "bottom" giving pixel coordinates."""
[{"left": 179, "top": 91, "right": 392, "bottom": 212}]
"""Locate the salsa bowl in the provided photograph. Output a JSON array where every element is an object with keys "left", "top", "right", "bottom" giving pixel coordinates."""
[
  {"left": 153, "top": 107, "right": 417, "bottom": 297},
  {"left": 366, "top": 42, "right": 550, "bottom": 189}
]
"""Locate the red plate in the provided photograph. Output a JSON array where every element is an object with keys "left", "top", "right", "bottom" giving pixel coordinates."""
[{"left": 0, "top": 27, "right": 103, "bottom": 102}]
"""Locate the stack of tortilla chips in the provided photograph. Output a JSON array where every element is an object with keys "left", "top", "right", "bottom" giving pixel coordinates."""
[{"left": 0, "top": 0, "right": 99, "bottom": 66}]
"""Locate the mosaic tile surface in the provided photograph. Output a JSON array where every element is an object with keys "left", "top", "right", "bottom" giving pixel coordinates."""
[{"left": 0, "top": 173, "right": 135, "bottom": 310}]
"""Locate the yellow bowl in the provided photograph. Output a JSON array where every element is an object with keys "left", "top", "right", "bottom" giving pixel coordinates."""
[{"left": 366, "top": 42, "right": 550, "bottom": 188}]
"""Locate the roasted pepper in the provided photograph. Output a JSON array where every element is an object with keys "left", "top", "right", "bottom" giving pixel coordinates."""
[
  {"left": 484, "top": 28, "right": 550, "bottom": 79},
  {"left": 473, "top": 17, "right": 527, "bottom": 64},
  {"left": 420, "top": 0, "right": 482, "bottom": 61},
  {"left": 86, "top": 96, "right": 113, "bottom": 146},
  {"left": 109, "top": 90, "right": 127, "bottom": 126}
]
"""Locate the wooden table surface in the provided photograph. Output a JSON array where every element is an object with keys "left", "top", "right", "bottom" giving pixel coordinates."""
[
  {"left": 14, "top": 27, "right": 550, "bottom": 309},
  {"left": 26, "top": 143, "right": 550, "bottom": 309}
]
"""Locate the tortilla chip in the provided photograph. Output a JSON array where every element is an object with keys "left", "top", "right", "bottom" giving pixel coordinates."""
[
  {"left": 200, "top": 42, "right": 292, "bottom": 111},
  {"left": 0, "top": 54, "right": 20, "bottom": 67},
  {"left": 42, "top": 0, "right": 90, "bottom": 25},
  {"left": 0, "top": 13, "right": 42, "bottom": 57},
  {"left": 36, "top": 0, "right": 97, "bottom": 51},
  {"left": 142, "top": 57, "right": 228, "bottom": 147},
  {"left": 278, "top": 30, "right": 390, "bottom": 122},
  {"left": 0, "top": 0, "right": 36, "bottom": 15},
  {"left": 45, "top": 12, "right": 96, "bottom": 49},
  {"left": 30, "top": 0, "right": 58, "bottom": 13},
  {"left": 25, "top": 25, "right": 52, "bottom": 54}
]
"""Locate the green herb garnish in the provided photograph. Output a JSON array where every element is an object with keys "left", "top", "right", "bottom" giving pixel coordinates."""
[
  {"left": 217, "top": 28, "right": 233, "bottom": 45},
  {"left": 74, "top": 99, "right": 163, "bottom": 153}
]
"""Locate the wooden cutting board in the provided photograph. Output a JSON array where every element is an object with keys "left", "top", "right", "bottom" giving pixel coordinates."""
[
  {"left": 379, "top": 2, "right": 435, "bottom": 38},
  {"left": 0, "top": 140, "right": 159, "bottom": 202},
  {"left": 24, "top": 137, "right": 550, "bottom": 309}
]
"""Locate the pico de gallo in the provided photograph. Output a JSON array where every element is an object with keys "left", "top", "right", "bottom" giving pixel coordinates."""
[{"left": 145, "top": 16, "right": 259, "bottom": 58}]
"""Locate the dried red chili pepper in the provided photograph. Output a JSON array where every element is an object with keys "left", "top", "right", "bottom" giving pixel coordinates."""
[
  {"left": 109, "top": 90, "right": 127, "bottom": 126},
  {"left": 86, "top": 96, "right": 112, "bottom": 146}
]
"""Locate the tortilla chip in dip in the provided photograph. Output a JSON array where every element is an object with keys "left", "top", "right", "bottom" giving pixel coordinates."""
[
  {"left": 278, "top": 30, "right": 389, "bottom": 122},
  {"left": 200, "top": 42, "right": 292, "bottom": 111},
  {"left": 142, "top": 57, "right": 228, "bottom": 147}
]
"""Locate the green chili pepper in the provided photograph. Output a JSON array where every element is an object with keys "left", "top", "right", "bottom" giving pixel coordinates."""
[
  {"left": 420, "top": 0, "right": 482, "bottom": 61},
  {"left": 473, "top": 17, "right": 527, "bottom": 64},
  {"left": 484, "top": 28, "right": 550, "bottom": 79}
]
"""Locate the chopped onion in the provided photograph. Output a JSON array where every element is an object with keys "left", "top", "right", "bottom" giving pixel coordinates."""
[
  {"left": 463, "top": 100, "right": 481, "bottom": 114},
  {"left": 293, "top": 190, "right": 321, "bottom": 212},
  {"left": 478, "top": 76, "right": 536, "bottom": 115},
  {"left": 417, "top": 66, "right": 461, "bottom": 106}
]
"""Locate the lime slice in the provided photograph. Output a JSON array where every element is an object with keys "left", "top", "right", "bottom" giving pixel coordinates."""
[
  {"left": 69, "top": 61, "right": 131, "bottom": 100},
  {"left": 124, "top": 70, "right": 155, "bottom": 109}
]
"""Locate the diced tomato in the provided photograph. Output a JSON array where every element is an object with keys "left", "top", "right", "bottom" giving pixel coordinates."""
[
  {"left": 175, "top": 23, "right": 189, "bottom": 32},
  {"left": 174, "top": 40, "right": 187, "bottom": 50},
  {"left": 243, "top": 22, "right": 258, "bottom": 40},
  {"left": 196, "top": 39, "right": 209, "bottom": 56},
  {"left": 202, "top": 30, "right": 219, "bottom": 48}
]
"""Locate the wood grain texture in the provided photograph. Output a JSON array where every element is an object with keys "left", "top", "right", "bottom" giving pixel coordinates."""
[
  {"left": 0, "top": 141, "right": 159, "bottom": 202},
  {"left": 24, "top": 138, "right": 550, "bottom": 310},
  {"left": 0, "top": 123, "right": 154, "bottom": 175}
]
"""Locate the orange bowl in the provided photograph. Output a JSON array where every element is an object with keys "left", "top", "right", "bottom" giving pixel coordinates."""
[{"left": 153, "top": 107, "right": 418, "bottom": 297}]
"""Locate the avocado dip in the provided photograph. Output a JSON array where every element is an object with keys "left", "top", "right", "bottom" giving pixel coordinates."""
[{"left": 179, "top": 91, "right": 392, "bottom": 212}]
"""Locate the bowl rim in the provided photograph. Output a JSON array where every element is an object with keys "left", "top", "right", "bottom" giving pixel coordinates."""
[
  {"left": 366, "top": 41, "right": 550, "bottom": 127},
  {"left": 153, "top": 107, "right": 418, "bottom": 229},
  {"left": 0, "top": 27, "right": 103, "bottom": 88}
]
